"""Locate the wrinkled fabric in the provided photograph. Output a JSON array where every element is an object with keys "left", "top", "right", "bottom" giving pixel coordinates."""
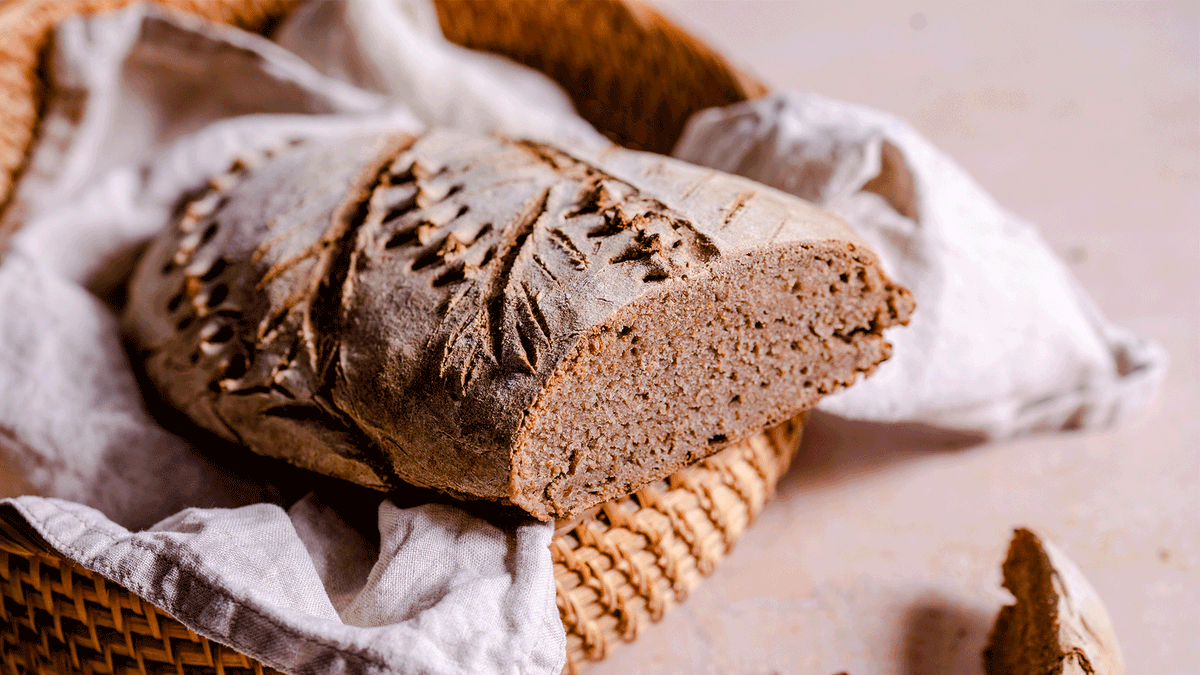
[
  {"left": 5, "top": 497, "right": 561, "bottom": 675},
  {"left": 673, "top": 92, "right": 1166, "bottom": 438},
  {"left": 273, "top": 0, "right": 606, "bottom": 149},
  {"left": 0, "top": 251, "right": 279, "bottom": 528}
]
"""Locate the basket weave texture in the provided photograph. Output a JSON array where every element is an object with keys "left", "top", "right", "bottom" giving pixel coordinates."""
[
  {"left": 0, "top": 513, "right": 286, "bottom": 675},
  {"left": 0, "top": 418, "right": 801, "bottom": 675},
  {"left": 433, "top": 0, "right": 765, "bottom": 154},
  {"left": 0, "top": 0, "right": 797, "bottom": 673}
]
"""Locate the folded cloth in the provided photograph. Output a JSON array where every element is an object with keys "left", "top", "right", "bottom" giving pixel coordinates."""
[
  {"left": 272, "top": 0, "right": 607, "bottom": 148},
  {"left": 673, "top": 92, "right": 1167, "bottom": 438},
  {"left": 0, "top": 0, "right": 1166, "bottom": 673},
  {"left": 4, "top": 495, "right": 561, "bottom": 675}
]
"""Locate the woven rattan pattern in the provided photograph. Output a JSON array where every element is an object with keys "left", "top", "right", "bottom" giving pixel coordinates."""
[
  {"left": 0, "top": 519, "right": 286, "bottom": 675},
  {"left": 0, "top": 417, "right": 801, "bottom": 674},
  {"left": 433, "top": 0, "right": 766, "bottom": 155},
  {"left": 554, "top": 416, "right": 801, "bottom": 674}
]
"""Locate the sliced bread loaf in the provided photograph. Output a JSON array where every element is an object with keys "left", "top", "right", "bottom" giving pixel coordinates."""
[{"left": 125, "top": 130, "right": 913, "bottom": 520}]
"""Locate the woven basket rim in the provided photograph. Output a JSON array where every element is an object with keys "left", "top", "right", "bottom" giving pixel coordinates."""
[{"left": 0, "top": 507, "right": 49, "bottom": 557}]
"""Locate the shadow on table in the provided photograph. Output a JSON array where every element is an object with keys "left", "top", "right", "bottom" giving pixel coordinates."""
[
  {"left": 902, "top": 593, "right": 995, "bottom": 675},
  {"left": 778, "top": 410, "right": 988, "bottom": 495},
  {"left": 770, "top": 412, "right": 998, "bottom": 675}
]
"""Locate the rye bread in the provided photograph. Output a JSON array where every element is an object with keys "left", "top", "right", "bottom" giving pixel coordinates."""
[
  {"left": 124, "top": 130, "right": 914, "bottom": 520},
  {"left": 984, "top": 529, "right": 1126, "bottom": 675}
]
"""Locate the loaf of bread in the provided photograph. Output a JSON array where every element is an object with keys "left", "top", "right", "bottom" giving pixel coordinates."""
[{"left": 124, "top": 130, "right": 913, "bottom": 520}]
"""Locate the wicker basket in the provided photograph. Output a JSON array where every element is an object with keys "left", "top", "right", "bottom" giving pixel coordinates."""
[
  {"left": 0, "top": 1, "right": 798, "bottom": 673},
  {"left": 1, "top": 417, "right": 801, "bottom": 675}
]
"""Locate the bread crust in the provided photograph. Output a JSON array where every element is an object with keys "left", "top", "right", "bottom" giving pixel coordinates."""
[{"left": 125, "top": 130, "right": 913, "bottom": 520}]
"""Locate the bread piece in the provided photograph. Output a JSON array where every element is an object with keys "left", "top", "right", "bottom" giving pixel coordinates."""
[
  {"left": 985, "top": 528, "right": 1125, "bottom": 675},
  {"left": 124, "top": 130, "right": 913, "bottom": 520}
]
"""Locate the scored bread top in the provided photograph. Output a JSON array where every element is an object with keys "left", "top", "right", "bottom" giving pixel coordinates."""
[{"left": 125, "top": 130, "right": 913, "bottom": 520}]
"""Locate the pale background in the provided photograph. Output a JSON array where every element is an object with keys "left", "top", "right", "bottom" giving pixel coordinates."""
[{"left": 589, "top": 2, "right": 1199, "bottom": 674}]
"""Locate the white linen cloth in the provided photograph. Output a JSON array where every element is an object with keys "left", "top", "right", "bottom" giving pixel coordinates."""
[
  {"left": 0, "top": 1, "right": 1165, "bottom": 673},
  {"left": 673, "top": 93, "right": 1167, "bottom": 437}
]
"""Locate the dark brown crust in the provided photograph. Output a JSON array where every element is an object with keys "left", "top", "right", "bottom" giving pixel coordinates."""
[
  {"left": 124, "top": 134, "right": 416, "bottom": 490},
  {"left": 126, "top": 130, "right": 913, "bottom": 519}
]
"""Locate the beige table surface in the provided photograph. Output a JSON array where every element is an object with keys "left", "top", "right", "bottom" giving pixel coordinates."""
[{"left": 589, "top": 2, "right": 1199, "bottom": 674}]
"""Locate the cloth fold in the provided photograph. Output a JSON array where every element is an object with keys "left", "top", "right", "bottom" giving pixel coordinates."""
[
  {"left": 673, "top": 91, "right": 1167, "bottom": 438},
  {"left": 6, "top": 496, "right": 562, "bottom": 675}
]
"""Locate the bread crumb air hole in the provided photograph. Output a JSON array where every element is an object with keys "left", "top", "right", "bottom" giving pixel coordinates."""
[
  {"left": 224, "top": 354, "right": 247, "bottom": 379},
  {"left": 208, "top": 325, "right": 234, "bottom": 343},
  {"left": 200, "top": 258, "right": 227, "bottom": 282},
  {"left": 206, "top": 284, "right": 229, "bottom": 307}
]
